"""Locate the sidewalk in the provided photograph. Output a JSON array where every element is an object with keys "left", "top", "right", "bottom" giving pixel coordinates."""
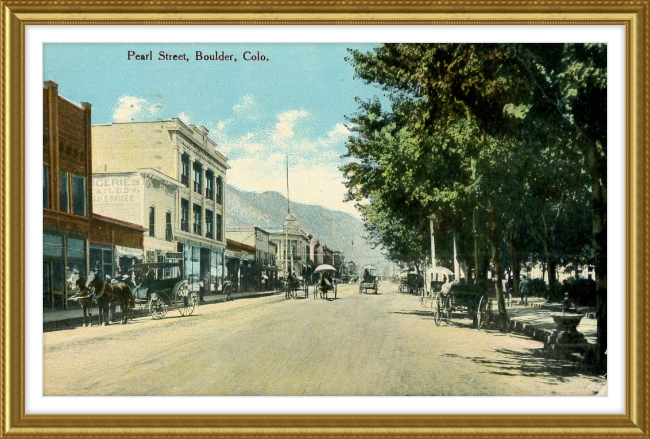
[
  {"left": 498, "top": 296, "right": 597, "bottom": 361},
  {"left": 43, "top": 288, "right": 280, "bottom": 332}
]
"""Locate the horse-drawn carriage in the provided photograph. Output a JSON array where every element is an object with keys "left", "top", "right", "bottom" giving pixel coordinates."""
[
  {"left": 130, "top": 262, "right": 199, "bottom": 319},
  {"left": 427, "top": 277, "right": 493, "bottom": 329},
  {"left": 314, "top": 264, "right": 337, "bottom": 300},
  {"left": 398, "top": 271, "right": 423, "bottom": 295},
  {"left": 359, "top": 264, "right": 379, "bottom": 295},
  {"left": 285, "top": 275, "right": 308, "bottom": 299}
]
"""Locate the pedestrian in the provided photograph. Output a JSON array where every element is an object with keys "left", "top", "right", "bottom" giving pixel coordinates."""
[
  {"left": 520, "top": 276, "right": 530, "bottom": 306},
  {"left": 318, "top": 273, "right": 329, "bottom": 299}
]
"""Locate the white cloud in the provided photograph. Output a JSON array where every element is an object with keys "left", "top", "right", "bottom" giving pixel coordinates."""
[
  {"left": 328, "top": 123, "right": 352, "bottom": 137},
  {"left": 178, "top": 112, "right": 191, "bottom": 124},
  {"left": 233, "top": 94, "right": 260, "bottom": 120},
  {"left": 112, "top": 95, "right": 163, "bottom": 123},
  {"left": 272, "top": 110, "right": 309, "bottom": 141}
]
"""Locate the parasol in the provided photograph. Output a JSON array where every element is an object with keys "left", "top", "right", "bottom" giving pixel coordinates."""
[{"left": 314, "top": 264, "right": 337, "bottom": 273}]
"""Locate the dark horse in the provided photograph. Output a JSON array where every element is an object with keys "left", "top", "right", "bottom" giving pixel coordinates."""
[
  {"left": 85, "top": 271, "right": 135, "bottom": 325},
  {"left": 68, "top": 271, "right": 94, "bottom": 327}
]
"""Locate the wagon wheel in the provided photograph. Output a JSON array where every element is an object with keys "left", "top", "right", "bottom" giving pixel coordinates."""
[
  {"left": 149, "top": 292, "right": 169, "bottom": 320},
  {"left": 176, "top": 284, "right": 196, "bottom": 317},
  {"left": 433, "top": 293, "right": 442, "bottom": 326},
  {"left": 477, "top": 295, "right": 490, "bottom": 330},
  {"left": 444, "top": 294, "right": 453, "bottom": 324},
  {"left": 419, "top": 287, "right": 425, "bottom": 306},
  {"left": 314, "top": 285, "right": 318, "bottom": 300}
]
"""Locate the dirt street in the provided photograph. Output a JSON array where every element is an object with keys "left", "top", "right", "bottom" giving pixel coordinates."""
[{"left": 43, "top": 282, "right": 602, "bottom": 396}]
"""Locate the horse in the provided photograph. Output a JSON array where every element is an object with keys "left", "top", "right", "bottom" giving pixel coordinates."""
[
  {"left": 318, "top": 274, "right": 330, "bottom": 299},
  {"left": 68, "top": 271, "right": 94, "bottom": 327},
  {"left": 85, "top": 271, "right": 135, "bottom": 325}
]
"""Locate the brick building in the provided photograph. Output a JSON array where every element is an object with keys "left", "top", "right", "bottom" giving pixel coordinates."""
[{"left": 43, "top": 81, "right": 143, "bottom": 309}]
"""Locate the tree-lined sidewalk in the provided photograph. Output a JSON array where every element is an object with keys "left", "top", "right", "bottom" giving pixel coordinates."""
[{"left": 342, "top": 43, "right": 606, "bottom": 370}]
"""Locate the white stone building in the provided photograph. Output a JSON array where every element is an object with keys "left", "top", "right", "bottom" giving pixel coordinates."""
[{"left": 92, "top": 119, "right": 229, "bottom": 291}]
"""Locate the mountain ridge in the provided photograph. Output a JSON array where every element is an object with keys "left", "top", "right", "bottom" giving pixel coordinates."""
[{"left": 225, "top": 184, "right": 389, "bottom": 270}]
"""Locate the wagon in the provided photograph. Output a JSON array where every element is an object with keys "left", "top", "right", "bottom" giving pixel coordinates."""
[
  {"left": 398, "top": 271, "right": 423, "bottom": 295},
  {"left": 285, "top": 275, "right": 309, "bottom": 299},
  {"left": 130, "top": 262, "right": 199, "bottom": 319},
  {"left": 359, "top": 264, "right": 379, "bottom": 294},
  {"left": 314, "top": 264, "right": 338, "bottom": 300},
  {"left": 431, "top": 281, "right": 493, "bottom": 329}
]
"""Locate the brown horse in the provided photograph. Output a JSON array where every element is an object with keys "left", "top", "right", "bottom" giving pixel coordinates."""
[
  {"left": 68, "top": 271, "right": 94, "bottom": 327},
  {"left": 86, "top": 271, "right": 135, "bottom": 325}
]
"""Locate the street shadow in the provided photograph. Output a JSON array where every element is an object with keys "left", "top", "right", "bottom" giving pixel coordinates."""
[
  {"left": 393, "top": 310, "right": 436, "bottom": 317},
  {"left": 442, "top": 347, "right": 600, "bottom": 381}
]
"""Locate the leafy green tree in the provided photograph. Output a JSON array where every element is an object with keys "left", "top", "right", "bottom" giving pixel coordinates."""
[{"left": 344, "top": 44, "right": 604, "bottom": 349}]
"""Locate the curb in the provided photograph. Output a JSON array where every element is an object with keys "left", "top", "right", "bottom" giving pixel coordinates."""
[
  {"left": 503, "top": 313, "right": 596, "bottom": 364},
  {"left": 44, "top": 291, "right": 278, "bottom": 332}
]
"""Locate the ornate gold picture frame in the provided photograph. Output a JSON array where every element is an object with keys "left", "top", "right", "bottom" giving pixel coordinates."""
[{"left": 2, "top": 2, "right": 647, "bottom": 437}]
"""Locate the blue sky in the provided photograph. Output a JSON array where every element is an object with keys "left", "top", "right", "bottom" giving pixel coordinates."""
[{"left": 44, "top": 43, "right": 384, "bottom": 217}]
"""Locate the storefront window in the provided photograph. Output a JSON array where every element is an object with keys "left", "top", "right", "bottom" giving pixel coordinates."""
[
  {"left": 66, "top": 238, "right": 86, "bottom": 293},
  {"left": 50, "top": 261, "right": 65, "bottom": 308},
  {"left": 183, "top": 244, "right": 201, "bottom": 280},
  {"left": 44, "top": 234, "right": 63, "bottom": 257},
  {"left": 192, "top": 246, "right": 201, "bottom": 279},
  {"left": 67, "top": 237, "right": 85, "bottom": 260},
  {"left": 90, "top": 246, "right": 113, "bottom": 279}
]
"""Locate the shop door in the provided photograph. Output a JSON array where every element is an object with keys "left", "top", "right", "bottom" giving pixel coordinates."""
[
  {"left": 43, "top": 260, "right": 65, "bottom": 309},
  {"left": 200, "top": 248, "right": 210, "bottom": 292},
  {"left": 43, "top": 262, "right": 51, "bottom": 308}
]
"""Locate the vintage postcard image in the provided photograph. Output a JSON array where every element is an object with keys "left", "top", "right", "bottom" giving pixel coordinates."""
[{"left": 42, "top": 43, "right": 607, "bottom": 396}]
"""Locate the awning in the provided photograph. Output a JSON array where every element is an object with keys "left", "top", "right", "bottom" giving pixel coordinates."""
[{"left": 115, "top": 245, "right": 144, "bottom": 261}]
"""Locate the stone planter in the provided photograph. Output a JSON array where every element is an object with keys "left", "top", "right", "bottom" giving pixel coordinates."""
[{"left": 550, "top": 313, "right": 588, "bottom": 353}]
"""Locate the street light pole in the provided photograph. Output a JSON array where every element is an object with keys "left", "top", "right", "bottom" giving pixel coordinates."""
[{"left": 429, "top": 215, "right": 436, "bottom": 268}]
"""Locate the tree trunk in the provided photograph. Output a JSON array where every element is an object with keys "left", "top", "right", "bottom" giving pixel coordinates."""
[
  {"left": 506, "top": 226, "right": 520, "bottom": 298},
  {"left": 591, "top": 140, "right": 607, "bottom": 372},
  {"left": 540, "top": 236, "right": 557, "bottom": 301},
  {"left": 473, "top": 208, "right": 480, "bottom": 283},
  {"left": 540, "top": 212, "right": 558, "bottom": 301},
  {"left": 490, "top": 204, "right": 508, "bottom": 330}
]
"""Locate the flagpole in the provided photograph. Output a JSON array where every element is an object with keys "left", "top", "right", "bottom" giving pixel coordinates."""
[{"left": 285, "top": 155, "right": 289, "bottom": 294}]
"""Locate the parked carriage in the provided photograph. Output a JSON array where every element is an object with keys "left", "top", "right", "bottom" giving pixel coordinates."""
[
  {"left": 430, "top": 280, "right": 493, "bottom": 329},
  {"left": 130, "top": 262, "right": 199, "bottom": 319},
  {"left": 398, "top": 271, "right": 423, "bottom": 295},
  {"left": 358, "top": 264, "right": 379, "bottom": 294}
]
